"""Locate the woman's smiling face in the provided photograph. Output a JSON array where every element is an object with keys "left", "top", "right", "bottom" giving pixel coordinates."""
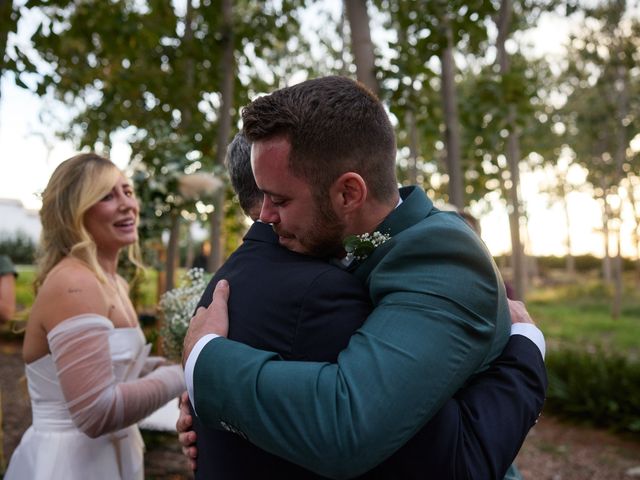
[{"left": 84, "top": 174, "right": 139, "bottom": 253}]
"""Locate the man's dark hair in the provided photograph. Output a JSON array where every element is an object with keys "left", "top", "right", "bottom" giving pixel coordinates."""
[
  {"left": 241, "top": 76, "right": 398, "bottom": 203},
  {"left": 225, "top": 133, "right": 262, "bottom": 216}
]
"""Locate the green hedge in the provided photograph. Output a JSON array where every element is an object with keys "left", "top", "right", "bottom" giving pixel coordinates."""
[
  {"left": 0, "top": 231, "right": 36, "bottom": 265},
  {"left": 494, "top": 254, "right": 638, "bottom": 272},
  {"left": 545, "top": 348, "right": 640, "bottom": 435}
]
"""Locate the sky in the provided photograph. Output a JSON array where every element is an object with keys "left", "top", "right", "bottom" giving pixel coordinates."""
[{"left": 0, "top": 7, "right": 637, "bottom": 259}]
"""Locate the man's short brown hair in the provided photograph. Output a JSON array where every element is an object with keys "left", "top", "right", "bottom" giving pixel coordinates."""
[{"left": 241, "top": 76, "right": 397, "bottom": 203}]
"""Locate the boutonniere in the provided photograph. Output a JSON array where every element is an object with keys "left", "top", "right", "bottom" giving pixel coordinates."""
[{"left": 343, "top": 231, "right": 391, "bottom": 262}]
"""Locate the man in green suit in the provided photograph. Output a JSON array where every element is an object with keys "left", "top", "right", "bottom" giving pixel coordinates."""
[{"left": 183, "top": 76, "right": 543, "bottom": 479}]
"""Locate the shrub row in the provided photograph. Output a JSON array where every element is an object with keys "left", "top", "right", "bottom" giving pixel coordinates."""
[
  {"left": 0, "top": 231, "right": 36, "bottom": 265},
  {"left": 494, "top": 254, "right": 638, "bottom": 272},
  {"left": 544, "top": 348, "right": 640, "bottom": 435}
]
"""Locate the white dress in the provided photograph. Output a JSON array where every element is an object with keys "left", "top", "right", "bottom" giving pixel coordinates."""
[{"left": 5, "top": 315, "right": 184, "bottom": 480}]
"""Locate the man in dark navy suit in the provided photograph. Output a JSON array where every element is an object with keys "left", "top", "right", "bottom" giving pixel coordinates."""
[{"left": 180, "top": 133, "right": 546, "bottom": 479}]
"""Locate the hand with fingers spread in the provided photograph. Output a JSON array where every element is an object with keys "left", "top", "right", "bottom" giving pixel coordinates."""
[{"left": 182, "top": 280, "right": 230, "bottom": 367}]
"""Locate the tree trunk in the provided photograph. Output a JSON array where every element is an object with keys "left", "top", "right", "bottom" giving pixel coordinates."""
[
  {"left": 165, "top": 212, "right": 181, "bottom": 292},
  {"left": 184, "top": 221, "right": 195, "bottom": 269},
  {"left": 165, "top": 0, "right": 196, "bottom": 292},
  {"left": 344, "top": 0, "right": 378, "bottom": 95},
  {"left": 612, "top": 229, "right": 622, "bottom": 320},
  {"left": 560, "top": 177, "right": 575, "bottom": 276},
  {"left": 609, "top": 62, "right": 628, "bottom": 317},
  {"left": 626, "top": 178, "right": 640, "bottom": 283},
  {"left": 601, "top": 195, "right": 612, "bottom": 284},
  {"left": 406, "top": 110, "right": 420, "bottom": 185},
  {"left": 496, "top": 0, "right": 526, "bottom": 299},
  {"left": 208, "top": 0, "right": 235, "bottom": 272},
  {"left": 440, "top": 18, "right": 464, "bottom": 210}
]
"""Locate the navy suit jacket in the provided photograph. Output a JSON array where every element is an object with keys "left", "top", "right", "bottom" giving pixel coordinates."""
[{"left": 192, "top": 222, "right": 546, "bottom": 479}]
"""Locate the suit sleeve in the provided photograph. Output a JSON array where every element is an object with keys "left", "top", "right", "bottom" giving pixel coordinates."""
[
  {"left": 193, "top": 227, "right": 511, "bottom": 479},
  {"left": 454, "top": 335, "right": 547, "bottom": 479},
  {"left": 381, "top": 334, "right": 547, "bottom": 480}
]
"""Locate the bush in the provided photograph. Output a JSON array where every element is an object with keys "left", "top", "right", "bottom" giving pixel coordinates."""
[
  {"left": 0, "top": 231, "right": 36, "bottom": 265},
  {"left": 545, "top": 348, "right": 640, "bottom": 435}
]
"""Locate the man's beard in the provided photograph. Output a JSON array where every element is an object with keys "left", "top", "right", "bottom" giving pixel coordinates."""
[{"left": 274, "top": 197, "right": 345, "bottom": 259}]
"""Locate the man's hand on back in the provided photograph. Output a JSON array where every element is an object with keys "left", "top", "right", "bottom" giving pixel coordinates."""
[
  {"left": 508, "top": 299, "right": 535, "bottom": 326},
  {"left": 182, "top": 279, "right": 231, "bottom": 367},
  {"left": 177, "top": 391, "right": 198, "bottom": 471}
]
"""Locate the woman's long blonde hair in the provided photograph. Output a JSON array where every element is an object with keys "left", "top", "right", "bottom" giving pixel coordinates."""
[{"left": 35, "top": 153, "right": 143, "bottom": 290}]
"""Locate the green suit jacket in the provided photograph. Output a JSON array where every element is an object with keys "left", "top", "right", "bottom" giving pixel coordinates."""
[{"left": 193, "top": 186, "right": 512, "bottom": 478}]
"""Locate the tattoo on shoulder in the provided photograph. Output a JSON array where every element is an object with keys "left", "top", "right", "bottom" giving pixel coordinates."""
[{"left": 68, "top": 288, "right": 83, "bottom": 294}]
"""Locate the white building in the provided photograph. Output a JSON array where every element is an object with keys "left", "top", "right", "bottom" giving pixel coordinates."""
[{"left": 0, "top": 198, "right": 41, "bottom": 242}]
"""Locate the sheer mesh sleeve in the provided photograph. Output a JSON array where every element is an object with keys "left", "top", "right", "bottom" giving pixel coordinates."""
[
  {"left": 47, "top": 314, "right": 185, "bottom": 438},
  {"left": 140, "top": 356, "right": 169, "bottom": 377}
]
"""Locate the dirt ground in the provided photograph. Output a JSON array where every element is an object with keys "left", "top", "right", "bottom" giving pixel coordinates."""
[{"left": 2, "top": 341, "right": 640, "bottom": 480}]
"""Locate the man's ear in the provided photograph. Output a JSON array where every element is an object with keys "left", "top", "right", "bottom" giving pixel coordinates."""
[{"left": 330, "top": 172, "right": 367, "bottom": 215}]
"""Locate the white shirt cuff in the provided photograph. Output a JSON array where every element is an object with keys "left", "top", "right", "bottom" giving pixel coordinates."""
[
  {"left": 185, "top": 334, "right": 220, "bottom": 416},
  {"left": 510, "top": 323, "right": 545, "bottom": 360}
]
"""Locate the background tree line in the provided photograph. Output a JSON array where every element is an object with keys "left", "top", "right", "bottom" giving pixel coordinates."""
[{"left": 1, "top": 0, "right": 639, "bottom": 316}]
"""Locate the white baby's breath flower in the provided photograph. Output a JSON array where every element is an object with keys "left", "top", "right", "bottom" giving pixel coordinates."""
[
  {"left": 158, "top": 268, "right": 210, "bottom": 361},
  {"left": 178, "top": 173, "right": 224, "bottom": 200},
  {"left": 343, "top": 230, "right": 391, "bottom": 262}
]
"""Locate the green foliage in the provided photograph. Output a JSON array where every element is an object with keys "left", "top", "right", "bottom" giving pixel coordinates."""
[
  {"left": 14, "top": 265, "right": 35, "bottom": 312},
  {"left": 7, "top": 0, "right": 311, "bottom": 260},
  {"left": 527, "top": 273, "right": 640, "bottom": 434},
  {"left": 0, "top": 231, "right": 36, "bottom": 265},
  {"left": 527, "top": 276, "right": 640, "bottom": 353},
  {"left": 545, "top": 348, "right": 640, "bottom": 435},
  {"left": 501, "top": 254, "right": 637, "bottom": 272},
  {"left": 0, "top": 0, "right": 19, "bottom": 80},
  {"left": 374, "top": 0, "right": 499, "bottom": 200},
  {"left": 555, "top": 1, "right": 640, "bottom": 208},
  {"left": 158, "top": 268, "right": 210, "bottom": 362}
]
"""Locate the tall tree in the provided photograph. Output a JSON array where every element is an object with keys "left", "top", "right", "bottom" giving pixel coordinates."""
[
  {"left": 208, "top": 0, "right": 235, "bottom": 273},
  {"left": 344, "top": 0, "right": 378, "bottom": 95},
  {"left": 559, "top": 0, "right": 640, "bottom": 317},
  {"left": 8, "top": 0, "right": 308, "bottom": 290},
  {"left": 439, "top": 11, "right": 464, "bottom": 209},
  {"left": 495, "top": 0, "right": 526, "bottom": 299},
  {"left": 375, "top": 1, "right": 497, "bottom": 208}
]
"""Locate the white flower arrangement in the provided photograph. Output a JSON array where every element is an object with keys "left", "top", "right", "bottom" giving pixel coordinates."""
[
  {"left": 158, "top": 268, "right": 210, "bottom": 361},
  {"left": 343, "top": 231, "right": 391, "bottom": 262},
  {"left": 178, "top": 172, "right": 224, "bottom": 200}
]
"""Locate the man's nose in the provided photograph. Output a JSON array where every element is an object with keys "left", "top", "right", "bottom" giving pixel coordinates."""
[{"left": 259, "top": 196, "right": 279, "bottom": 224}]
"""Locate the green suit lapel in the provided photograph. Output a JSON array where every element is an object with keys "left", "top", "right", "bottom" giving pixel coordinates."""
[{"left": 352, "top": 186, "right": 435, "bottom": 283}]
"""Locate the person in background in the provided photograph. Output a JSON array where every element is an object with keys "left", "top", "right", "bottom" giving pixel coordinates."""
[
  {"left": 0, "top": 254, "right": 17, "bottom": 323},
  {"left": 5, "top": 153, "right": 185, "bottom": 480}
]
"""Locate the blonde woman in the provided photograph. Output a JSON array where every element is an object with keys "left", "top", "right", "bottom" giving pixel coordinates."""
[{"left": 5, "top": 153, "right": 185, "bottom": 480}]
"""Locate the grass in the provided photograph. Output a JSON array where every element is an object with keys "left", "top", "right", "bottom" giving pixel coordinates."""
[
  {"left": 10, "top": 265, "right": 640, "bottom": 357},
  {"left": 526, "top": 274, "right": 640, "bottom": 356},
  {"left": 14, "top": 265, "right": 35, "bottom": 313}
]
